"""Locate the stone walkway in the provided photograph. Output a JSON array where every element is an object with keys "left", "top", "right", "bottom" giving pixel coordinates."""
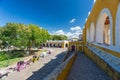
[
  {"left": 67, "top": 53, "right": 112, "bottom": 80},
  {"left": 2, "top": 48, "right": 67, "bottom": 80}
]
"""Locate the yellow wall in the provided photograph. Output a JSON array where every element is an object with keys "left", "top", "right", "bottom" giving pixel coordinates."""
[
  {"left": 84, "top": 0, "right": 120, "bottom": 57},
  {"left": 85, "top": 0, "right": 120, "bottom": 45},
  {"left": 62, "top": 43, "right": 64, "bottom": 48},
  {"left": 82, "top": 1, "right": 120, "bottom": 79},
  {"left": 82, "top": 28, "right": 86, "bottom": 45},
  {"left": 68, "top": 41, "right": 84, "bottom": 52},
  {"left": 56, "top": 1, "right": 120, "bottom": 79},
  {"left": 57, "top": 53, "right": 77, "bottom": 80},
  {"left": 84, "top": 46, "right": 120, "bottom": 80},
  {"left": 45, "top": 41, "right": 69, "bottom": 48}
]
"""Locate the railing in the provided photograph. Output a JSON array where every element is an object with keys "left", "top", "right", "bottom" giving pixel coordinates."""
[{"left": 43, "top": 52, "right": 75, "bottom": 80}]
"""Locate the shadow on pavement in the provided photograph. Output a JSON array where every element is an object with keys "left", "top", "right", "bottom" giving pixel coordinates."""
[{"left": 27, "top": 51, "right": 67, "bottom": 80}]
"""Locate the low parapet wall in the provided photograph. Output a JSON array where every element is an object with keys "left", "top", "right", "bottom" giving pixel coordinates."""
[
  {"left": 84, "top": 45, "right": 120, "bottom": 80},
  {"left": 43, "top": 52, "right": 76, "bottom": 80}
]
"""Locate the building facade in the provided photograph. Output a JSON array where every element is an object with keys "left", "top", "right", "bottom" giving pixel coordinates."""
[
  {"left": 84, "top": 0, "right": 120, "bottom": 57},
  {"left": 82, "top": 0, "right": 120, "bottom": 79},
  {"left": 43, "top": 40, "right": 68, "bottom": 48}
]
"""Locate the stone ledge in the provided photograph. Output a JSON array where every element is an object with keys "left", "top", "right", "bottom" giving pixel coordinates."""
[
  {"left": 84, "top": 45, "right": 120, "bottom": 80},
  {"left": 87, "top": 46, "right": 120, "bottom": 73},
  {"left": 43, "top": 52, "right": 76, "bottom": 80}
]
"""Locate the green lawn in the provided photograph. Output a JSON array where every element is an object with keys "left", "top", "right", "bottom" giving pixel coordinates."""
[
  {"left": 0, "top": 57, "right": 24, "bottom": 68},
  {"left": 38, "top": 50, "right": 48, "bottom": 52},
  {"left": 0, "top": 49, "right": 48, "bottom": 68}
]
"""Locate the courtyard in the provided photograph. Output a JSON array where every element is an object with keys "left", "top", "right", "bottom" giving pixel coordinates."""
[{"left": 1, "top": 48, "right": 67, "bottom": 80}]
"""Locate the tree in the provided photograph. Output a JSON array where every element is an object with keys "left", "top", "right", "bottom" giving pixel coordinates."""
[
  {"left": 0, "top": 23, "right": 51, "bottom": 50},
  {"left": 51, "top": 35, "right": 67, "bottom": 40}
]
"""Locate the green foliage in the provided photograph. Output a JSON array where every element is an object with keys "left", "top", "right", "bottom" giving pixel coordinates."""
[
  {"left": 0, "top": 50, "right": 25, "bottom": 61},
  {"left": 0, "top": 53, "right": 7, "bottom": 61},
  {"left": 0, "top": 57, "right": 23, "bottom": 68},
  {"left": 0, "top": 22, "right": 51, "bottom": 50},
  {"left": 51, "top": 35, "right": 67, "bottom": 40},
  {"left": 0, "top": 22, "right": 51, "bottom": 67}
]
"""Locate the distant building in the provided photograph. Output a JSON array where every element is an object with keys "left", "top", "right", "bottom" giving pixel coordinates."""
[
  {"left": 43, "top": 40, "right": 69, "bottom": 48},
  {"left": 78, "top": 34, "right": 83, "bottom": 41}
]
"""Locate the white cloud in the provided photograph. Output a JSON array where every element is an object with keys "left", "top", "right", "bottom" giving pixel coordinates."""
[
  {"left": 85, "top": 18, "right": 88, "bottom": 21},
  {"left": 70, "top": 26, "right": 82, "bottom": 38},
  {"left": 66, "top": 32, "right": 73, "bottom": 39},
  {"left": 71, "top": 26, "right": 81, "bottom": 31},
  {"left": 71, "top": 34, "right": 79, "bottom": 39},
  {"left": 94, "top": 0, "right": 96, "bottom": 3},
  {"left": 66, "top": 32, "right": 72, "bottom": 37},
  {"left": 54, "top": 30, "right": 65, "bottom": 35},
  {"left": 88, "top": 11, "right": 91, "bottom": 16},
  {"left": 70, "top": 18, "right": 76, "bottom": 23},
  {"left": 52, "top": 26, "right": 82, "bottom": 39}
]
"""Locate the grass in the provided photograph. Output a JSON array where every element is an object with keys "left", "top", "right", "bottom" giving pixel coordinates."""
[
  {"left": 0, "top": 50, "right": 25, "bottom": 61},
  {"left": 38, "top": 50, "right": 48, "bottom": 52},
  {"left": 0, "top": 57, "right": 24, "bottom": 68},
  {"left": 0, "top": 49, "right": 49, "bottom": 68}
]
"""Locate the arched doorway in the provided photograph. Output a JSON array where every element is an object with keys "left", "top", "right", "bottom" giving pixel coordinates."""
[
  {"left": 103, "top": 16, "right": 110, "bottom": 44},
  {"left": 43, "top": 44, "right": 45, "bottom": 47},
  {"left": 71, "top": 45, "right": 76, "bottom": 51},
  {"left": 50, "top": 44, "right": 52, "bottom": 47},
  {"left": 90, "top": 22, "right": 95, "bottom": 43},
  {"left": 65, "top": 43, "right": 68, "bottom": 47},
  {"left": 53, "top": 44, "right": 56, "bottom": 47},
  {"left": 96, "top": 8, "right": 112, "bottom": 45},
  {"left": 116, "top": 3, "right": 120, "bottom": 47}
]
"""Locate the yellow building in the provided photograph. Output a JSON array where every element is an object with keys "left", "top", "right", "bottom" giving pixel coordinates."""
[
  {"left": 68, "top": 0, "right": 120, "bottom": 79},
  {"left": 68, "top": 41, "right": 84, "bottom": 52},
  {"left": 82, "top": 0, "right": 120, "bottom": 79},
  {"left": 42, "top": 1, "right": 120, "bottom": 80},
  {"left": 84, "top": 0, "right": 120, "bottom": 57},
  {"left": 43, "top": 40, "right": 68, "bottom": 48}
]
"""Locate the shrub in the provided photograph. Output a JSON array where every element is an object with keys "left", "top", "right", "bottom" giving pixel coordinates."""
[{"left": 0, "top": 50, "right": 25, "bottom": 61}]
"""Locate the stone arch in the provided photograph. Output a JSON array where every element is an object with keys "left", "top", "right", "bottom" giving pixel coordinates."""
[
  {"left": 71, "top": 45, "right": 76, "bottom": 51},
  {"left": 96, "top": 8, "right": 113, "bottom": 45},
  {"left": 65, "top": 43, "right": 68, "bottom": 47},
  {"left": 90, "top": 22, "right": 95, "bottom": 42},
  {"left": 116, "top": 3, "right": 120, "bottom": 47}
]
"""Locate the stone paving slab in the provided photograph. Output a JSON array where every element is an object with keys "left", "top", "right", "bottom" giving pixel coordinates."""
[
  {"left": 2, "top": 48, "right": 67, "bottom": 80},
  {"left": 67, "top": 53, "right": 112, "bottom": 80}
]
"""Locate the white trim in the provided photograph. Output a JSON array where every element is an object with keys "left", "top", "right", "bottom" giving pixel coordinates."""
[
  {"left": 90, "top": 22, "right": 95, "bottom": 42},
  {"left": 96, "top": 8, "right": 113, "bottom": 45},
  {"left": 92, "top": 42, "right": 120, "bottom": 53},
  {"left": 116, "top": 3, "right": 120, "bottom": 47},
  {"left": 87, "top": 28, "right": 90, "bottom": 42}
]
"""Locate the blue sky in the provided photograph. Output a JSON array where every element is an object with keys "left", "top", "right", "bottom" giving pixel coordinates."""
[{"left": 0, "top": 0, "right": 95, "bottom": 38}]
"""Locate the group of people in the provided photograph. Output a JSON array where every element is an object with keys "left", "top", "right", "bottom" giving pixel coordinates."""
[
  {"left": 0, "top": 58, "right": 32, "bottom": 78},
  {"left": 0, "top": 50, "right": 51, "bottom": 79}
]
